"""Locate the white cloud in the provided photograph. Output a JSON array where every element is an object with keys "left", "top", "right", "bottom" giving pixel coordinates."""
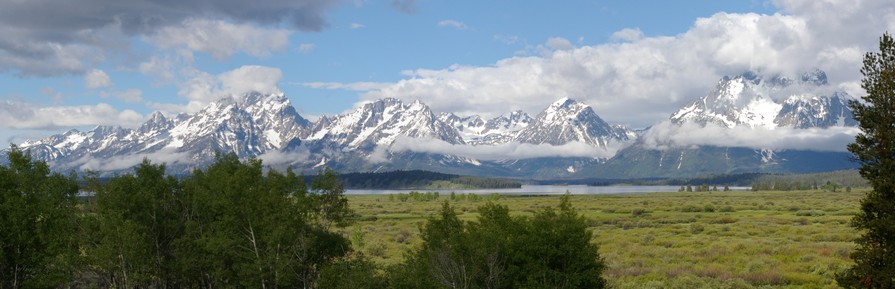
[
  {"left": 610, "top": 28, "right": 643, "bottom": 42},
  {"left": 147, "top": 19, "right": 291, "bottom": 59},
  {"left": 300, "top": 81, "right": 391, "bottom": 91},
  {"left": 640, "top": 120, "right": 859, "bottom": 152},
  {"left": 85, "top": 69, "right": 113, "bottom": 88},
  {"left": 438, "top": 20, "right": 469, "bottom": 30},
  {"left": 0, "top": 100, "right": 143, "bottom": 129},
  {"left": 75, "top": 149, "right": 191, "bottom": 172},
  {"left": 350, "top": 23, "right": 365, "bottom": 29},
  {"left": 545, "top": 37, "right": 574, "bottom": 50},
  {"left": 166, "top": 65, "right": 283, "bottom": 112},
  {"left": 138, "top": 55, "right": 179, "bottom": 84},
  {"left": 362, "top": 1, "right": 895, "bottom": 129},
  {"left": 377, "top": 136, "right": 627, "bottom": 162},
  {"left": 218, "top": 65, "right": 283, "bottom": 97},
  {"left": 298, "top": 43, "right": 316, "bottom": 53},
  {"left": 258, "top": 149, "right": 311, "bottom": 165}
]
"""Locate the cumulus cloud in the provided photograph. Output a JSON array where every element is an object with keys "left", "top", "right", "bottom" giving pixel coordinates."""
[
  {"left": 138, "top": 55, "right": 179, "bottom": 84},
  {"left": 0, "top": 0, "right": 341, "bottom": 76},
  {"left": 158, "top": 65, "right": 284, "bottom": 113},
  {"left": 0, "top": 100, "right": 143, "bottom": 129},
  {"left": 438, "top": 20, "right": 469, "bottom": 30},
  {"left": 361, "top": 0, "right": 894, "bottom": 129},
  {"left": 610, "top": 28, "right": 643, "bottom": 42},
  {"left": 147, "top": 19, "right": 291, "bottom": 59},
  {"left": 218, "top": 66, "right": 283, "bottom": 97},
  {"left": 640, "top": 120, "right": 859, "bottom": 152},
  {"left": 373, "top": 136, "right": 627, "bottom": 163},
  {"left": 85, "top": 69, "right": 112, "bottom": 88},
  {"left": 545, "top": 37, "right": 575, "bottom": 50}
]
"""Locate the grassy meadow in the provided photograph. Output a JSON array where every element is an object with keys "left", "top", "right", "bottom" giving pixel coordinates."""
[{"left": 343, "top": 189, "right": 863, "bottom": 289}]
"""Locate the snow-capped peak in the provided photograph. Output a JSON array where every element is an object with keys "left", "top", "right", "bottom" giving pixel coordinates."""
[
  {"left": 515, "top": 97, "right": 630, "bottom": 148},
  {"left": 310, "top": 98, "right": 464, "bottom": 148},
  {"left": 671, "top": 70, "right": 854, "bottom": 129}
]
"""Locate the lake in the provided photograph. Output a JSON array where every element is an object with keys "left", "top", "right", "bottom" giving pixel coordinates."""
[{"left": 345, "top": 185, "right": 749, "bottom": 195}]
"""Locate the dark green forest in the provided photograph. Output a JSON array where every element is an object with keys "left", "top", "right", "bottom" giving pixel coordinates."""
[
  {"left": 0, "top": 147, "right": 604, "bottom": 288},
  {"left": 316, "top": 170, "right": 522, "bottom": 190}
]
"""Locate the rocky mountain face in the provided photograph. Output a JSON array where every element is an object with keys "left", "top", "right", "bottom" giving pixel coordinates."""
[
  {"left": 17, "top": 92, "right": 309, "bottom": 172},
  {"left": 12, "top": 94, "right": 629, "bottom": 176},
  {"left": 7, "top": 69, "right": 859, "bottom": 178},
  {"left": 670, "top": 70, "right": 855, "bottom": 129},
  {"left": 306, "top": 98, "right": 465, "bottom": 149},
  {"left": 595, "top": 70, "right": 859, "bottom": 178},
  {"left": 514, "top": 98, "right": 632, "bottom": 147},
  {"left": 437, "top": 110, "right": 534, "bottom": 145}
]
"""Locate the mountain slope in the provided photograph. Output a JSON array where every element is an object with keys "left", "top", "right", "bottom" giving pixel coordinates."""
[
  {"left": 598, "top": 69, "right": 859, "bottom": 178},
  {"left": 307, "top": 98, "right": 464, "bottom": 149},
  {"left": 671, "top": 70, "right": 854, "bottom": 129},
  {"left": 515, "top": 97, "right": 631, "bottom": 148},
  {"left": 16, "top": 92, "right": 310, "bottom": 172}
]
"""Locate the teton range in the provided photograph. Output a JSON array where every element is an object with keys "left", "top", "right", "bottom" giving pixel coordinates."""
[{"left": 7, "top": 70, "right": 858, "bottom": 178}]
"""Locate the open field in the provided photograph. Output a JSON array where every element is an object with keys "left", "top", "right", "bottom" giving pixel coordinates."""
[{"left": 343, "top": 189, "right": 864, "bottom": 289}]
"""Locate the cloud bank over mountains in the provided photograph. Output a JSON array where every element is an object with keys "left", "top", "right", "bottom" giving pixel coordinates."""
[
  {"left": 361, "top": 0, "right": 893, "bottom": 128},
  {"left": 0, "top": 0, "right": 892, "bottom": 155}
]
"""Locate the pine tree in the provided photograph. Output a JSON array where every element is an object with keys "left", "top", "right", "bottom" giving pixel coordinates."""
[{"left": 838, "top": 32, "right": 895, "bottom": 288}]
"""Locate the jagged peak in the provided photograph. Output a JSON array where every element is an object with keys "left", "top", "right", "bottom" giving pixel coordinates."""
[
  {"left": 541, "top": 97, "right": 593, "bottom": 122},
  {"left": 800, "top": 69, "right": 828, "bottom": 85},
  {"left": 147, "top": 111, "right": 167, "bottom": 122},
  {"left": 549, "top": 97, "right": 576, "bottom": 108}
]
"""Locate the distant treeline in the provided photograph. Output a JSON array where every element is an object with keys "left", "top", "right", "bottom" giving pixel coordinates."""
[
  {"left": 581, "top": 170, "right": 867, "bottom": 190},
  {"left": 306, "top": 170, "right": 522, "bottom": 190}
]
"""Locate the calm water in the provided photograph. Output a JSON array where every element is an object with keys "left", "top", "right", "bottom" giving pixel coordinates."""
[{"left": 346, "top": 185, "right": 703, "bottom": 195}]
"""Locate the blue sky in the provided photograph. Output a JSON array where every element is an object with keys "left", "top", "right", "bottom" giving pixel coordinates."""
[{"left": 0, "top": 0, "right": 891, "bottom": 144}]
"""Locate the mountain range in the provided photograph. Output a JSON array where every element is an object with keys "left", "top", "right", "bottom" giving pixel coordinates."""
[{"left": 5, "top": 69, "right": 859, "bottom": 178}]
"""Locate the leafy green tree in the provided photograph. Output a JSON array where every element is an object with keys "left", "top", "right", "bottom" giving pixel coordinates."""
[
  {"left": 87, "top": 159, "right": 181, "bottom": 288},
  {"left": 176, "top": 154, "right": 351, "bottom": 288},
  {"left": 0, "top": 146, "right": 79, "bottom": 288},
  {"left": 390, "top": 195, "right": 606, "bottom": 288},
  {"left": 839, "top": 32, "right": 895, "bottom": 288},
  {"left": 311, "top": 167, "right": 353, "bottom": 229},
  {"left": 318, "top": 254, "right": 387, "bottom": 289}
]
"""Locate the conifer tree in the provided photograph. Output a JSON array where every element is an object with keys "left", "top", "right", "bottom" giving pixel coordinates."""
[{"left": 838, "top": 32, "right": 895, "bottom": 288}]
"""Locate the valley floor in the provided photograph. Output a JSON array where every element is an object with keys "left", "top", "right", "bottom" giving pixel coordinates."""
[{"left": 344, "top": 189, "right": 862, "bottom": 288}]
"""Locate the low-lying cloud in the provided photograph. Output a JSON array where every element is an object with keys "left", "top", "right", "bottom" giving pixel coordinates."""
[
  {"left": 74, "top": 149, "right": 191, "bottom": 172},
  {"left": 641, "top": 120, "right": 859, "bottom": 152},
  {"left": 372, "top": 136, "right": 629, "bottom": 163}
]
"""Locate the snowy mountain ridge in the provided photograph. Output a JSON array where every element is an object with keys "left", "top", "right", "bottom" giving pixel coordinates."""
[
  {"left": 671, "top": 70, "right": 855, "bottom": 129},
  {"left": 7, "top": 69, "right": 858, "bottom": 177}
]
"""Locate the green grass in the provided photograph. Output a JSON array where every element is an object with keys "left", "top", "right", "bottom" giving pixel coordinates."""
[{"left": 343, "top": 190, "right": 862, "bottom": 288}]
